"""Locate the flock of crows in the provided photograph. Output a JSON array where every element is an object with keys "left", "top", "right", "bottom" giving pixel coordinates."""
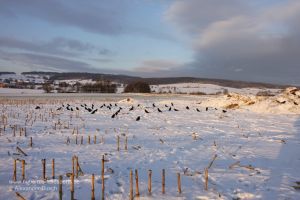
[{"left": 36, "top": 102, "right": 227, "bottom": 121}]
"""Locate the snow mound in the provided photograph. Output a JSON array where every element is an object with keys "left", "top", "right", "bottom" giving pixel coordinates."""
[{"left": 201, "top": 87, "right": 300, "bottom": 114}]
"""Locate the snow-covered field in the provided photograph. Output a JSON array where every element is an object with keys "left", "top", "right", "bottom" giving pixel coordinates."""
[{"left": 0, "top": 89, "right": 299, "bottom": 200}]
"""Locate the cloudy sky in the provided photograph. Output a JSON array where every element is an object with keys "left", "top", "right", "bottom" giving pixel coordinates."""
[{"left": 0, "top": 0, "right": 299, "bottom": 84}]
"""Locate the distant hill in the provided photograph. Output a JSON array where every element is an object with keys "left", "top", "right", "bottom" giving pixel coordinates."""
[
  {"left": 0, "top": 72, "right": 16, "bottom": 75},
  {"left": 21, "top": 71, "right": 294, "bottom": 89}
]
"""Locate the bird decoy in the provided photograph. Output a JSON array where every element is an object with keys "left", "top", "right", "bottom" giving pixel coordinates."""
[{"left": 91, "top": 109, "right": 98, "bottom": 114}]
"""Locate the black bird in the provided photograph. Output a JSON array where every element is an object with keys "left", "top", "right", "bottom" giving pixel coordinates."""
[
  {"left": 35, "top": 106, "right": 41, "bottom": 109},
  {"left": 91, "top": 109, "right": 98, "bottom": 114},
  {"left": 153, "top": 103, "right": 156, "bottom": 107},
  {"left": 92, "top": 104, "right": 94, "bottom": 109},
  {"left": 136, "top": 116, "right": 141, "bottom": 121},
  {"left": 186, "top": 106, "right": 190, "bottom": 110},
  {"left": 111, "top": 113, "right": 116, "bottom": 118},
  {"left": 109, "top": 103, "right": 112, "bottom": 107},
  {"left": 100, "top": 104, "right": 104, "bottom": 108},
  {"left": 196, "top": 108, "right": 200, "bottom": 112},
  {"left": 115, "top": 103, "right": 118, "bottom": 107},
  {"left": 70, "top": 108, "right": 73, "bottom": 111},
  {"left": 222, "top": 110, "right": 227, "bottom": 113},
  {"left": 174, "top": 108, "right": 179, "bottom": 111},
  {"left": 66, "top": 107, "right": 70, "bottom": 111},
  {"left": 137, "top": 104, "right": 140, "bottom": 107},
  {"left": 171, "top": 102, "right": 174, "bottom": 106},
  {"left": 157, "top": 108, "right": 162, "bottom": 113},
  {"left": 107, "top": 106, "right": 111, "bottom": 110},
  {"left": 168, "top": 107, "right": 172, "bottom": 111},
  {"left": 165, "top": 104, "right": 168, "bottom": 107},
  {"left": 81, "top": 104, "right": 84, "bottom": 107},
  {"left": 57, "top": 107, "right": 62, "bottom": 111},
  {"left": 145, "top": 109, "right": 150, "bottom": 113},
  {"left": 76, "top": 107, "right": 79, "bottom": 111},
  {"left": 206, "top": 107, "right": 208, "bottom": 111},
  {"left": 62, "top": 104, "right": 65, "bottom": 107},
  {"left": 129, "top": 106, "right": 134, "bottom": 111},
  {"left": 88, "top": 108, "right": 92, "bottom": 112}
]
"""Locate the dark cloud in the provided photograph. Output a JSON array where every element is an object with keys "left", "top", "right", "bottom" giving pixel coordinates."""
[
  {"left": 165, "top": 0, "right": 300, "bottom": 85},
  {"left": 0, "top": 50, "right": 96, "bottom": 72},
  {"left": 0, "top": 36, "right": 109, "bottom": 57}
]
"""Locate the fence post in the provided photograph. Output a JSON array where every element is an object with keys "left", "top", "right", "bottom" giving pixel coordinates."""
[
  {"left": 129, "top": 169, "right": 133, "bottom": 200},
  {"left": 91, "top": 174, "right": 95, "bottom": 200},
  {"left": 162, "top": 169, "right": 165, "bottom": 194},
  {"left": 59, "top": 175, "right": 63, "bottom": 200},
  {"left": 177, "top": 173, "right": 181, "bottom": 194},
  {"left": 148, "top": 170, "right": 152, "bottom": 195}
]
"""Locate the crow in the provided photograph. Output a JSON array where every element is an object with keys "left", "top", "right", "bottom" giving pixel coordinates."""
[
  {"left": 171, "top": 102, "right": 174, "bottom": 106},
  {"left": 168, "top": 107, "right": 172, "bottom": 111},
  {"left": 111, "top": 113, "right": 116, "bottom": 118},
  {"left": 196, "top": 108, "right": 200, "bottom": 112},
  {"left": 129, "top": 106, "right": 134, "bottom": 111},
  {"left": 157, "top": 108, "right": 162, "bottom": 113},
  {"left": 222, "top": 110, "right": 227, "bottom": 113},
  {"left": 66, "top": 107, "right": 70, "bottom": 111},
  {"left": 87, "top": 108, "right": 92, "bottom": 112},
  {"left": 174, "top": 108, "right": 179, "bottom": 111},
  {"left": 206, "top": 107, "right": 208, "bottom": 111},
  {"left": 153, "top": 103, "right": 156, "bottom": 107},
  {"left": 100, "top": 104, "right": 104, "bottom": 108},
  {"left": 35, "top": 106, "right": 41, "bottom": 109},
  {"left": 145, "top": 109, "right": 150, "bottom": 113},
  {"left": 115, "top": 103, "right": 118, "bottom": 107},
  {"left": 81, "top": 104, "right": 84, "bottom": 107},
  {"left": 136, "top": 116, "right": 141, "bottom": 121},
  {"left": 76, "top": 107, "right": 79, "bottom": 111},
  {"left": 165, "top": 104, "right": 168, "bottom": 107},
  {"left": 137, "top": 104, "right": 141, "bottom": 107},
  {"left": 186, "top": 106, "right": 190, "bottom": 110},
  {"left": 91, "top": 109, "right": 98, "bottom": 114},
  {"left": 57, "top": 107, "right": 62, "bottom": 111},
  {"left": 70, "top": 108, "right": 73, "bottom": 111}
]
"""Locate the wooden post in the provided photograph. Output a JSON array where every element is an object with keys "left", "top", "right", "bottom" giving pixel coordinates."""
[
  {"left": 101, "top": 155, "right": 105, "bottom": 200},
  {"left": 148, "top": 170, "right": 152, "bottom": 194},
  {"left": 13, "top": 159, "right": 17, "bottom": 181},
  {"left": 70, "top": 173, "right": 74, "bottom": 200},
  {"left": 125, "top": 136, "right": 128, "bottom": 151},
  {"left": 24, "top": 127, "right": 27, "bottom": 137},
  {"left": 81, "top": 136, "right": 83, "bottom": 145},
  {"left": 177, "top": 173, "right": 181, "bottom": 194},
  {"left": 29, "top": 137, "right": 33, "bottom": 147},
  {"left": 22, "top": 160, "right": 25, "bottom": 181},
  {"left": 135, "top": 169, "right": 139, "bottom": 197},
  {"left": 204, "top": 168, "right": 208, "bottom": 191},
  {"left": 129, "top": 169, "right": 133, "bottom": 200},
  {"left": 94, "top": 135, "right": 96, "bottom": 144},
  {"left": 88, "top": 135, "right": 90, "bottom": 144},
  {"left": 42, "top": 159, "right": 46, "bottom": 181},
  {"left": 72, "top": 156, "right": 75, "bottom": 177},
  {"left": 76, "top": 156, "right": 79, "bottom": 178},
  {"left": 59, "top": 175, "right": 63, "bottom": 200},
  {"left": 117, "top": 135, "right": 120, "bottom": 151},
  {"left": 52, "top": 159, "right": 55, "bottom": 179},
  {"left": 91, "top": 174, "right": 95, "bottom": 200},
  {"left": 75, "top": 136, "right": 78, "bottom": 145},
  {"left": 162, "top": 169, "right": 165, "bottom": 194}
]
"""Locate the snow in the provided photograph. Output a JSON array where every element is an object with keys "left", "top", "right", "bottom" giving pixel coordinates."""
[
  {"left": 151, "top": 83, "right": 281, "bottom": 95},
  {"left": 0, "top": 88, "right": 44, "bottom": 94},
  {"left": 0, "top": 90, "right": 299, "bottom": 200}
]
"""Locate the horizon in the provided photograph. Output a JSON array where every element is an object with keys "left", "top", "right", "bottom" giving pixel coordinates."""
[{"left": 0, "top": 0, "right": 300, "bottom": 85}]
